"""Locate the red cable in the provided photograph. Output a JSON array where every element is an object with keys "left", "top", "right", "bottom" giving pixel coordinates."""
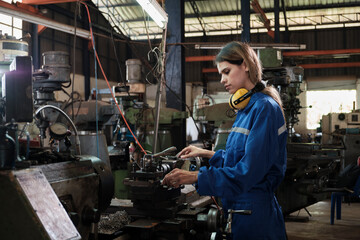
[{"left": 81, "top": 2, "right": 147, "bottom": 155}]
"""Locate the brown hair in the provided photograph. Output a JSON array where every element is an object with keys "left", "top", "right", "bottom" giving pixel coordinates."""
[{"left": 215, "top": 41, "right": 284, "bottom": 116}]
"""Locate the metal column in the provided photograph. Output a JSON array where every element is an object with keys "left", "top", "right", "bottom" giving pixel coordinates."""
[
  {"left": 165, "top": 0, "right": 186, "bottom": 150},
  {"left": 31, "top": 23, "right": 40, "bottom": 69},
  {"left": 82, "top": 7, "right": 90, "bottom": 100},
  {"left": 274, "top": 0, "right": 280, "bottom": 43},
  {"left": 241, "top": 0, "right": 250, "bottom": 42},
  {"left": 83, "top": 39, "right": 90, "bottom": 100},
  {"left": 31, "top": 5, "right": 39, "bottom": 69}
]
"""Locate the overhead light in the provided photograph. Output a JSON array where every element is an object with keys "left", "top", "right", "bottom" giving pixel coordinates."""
[
  {"left": 136, "top": 0, "right": 168, "bottom": 29},
  {"left": 195, "top": 43, "right": 306, "bottom": 50},
  {"left": 315, "top": 23, "right": 344, "bottom": 29},
  {"left": 345, "top": 22, "right": 360, "bottom": 27}
]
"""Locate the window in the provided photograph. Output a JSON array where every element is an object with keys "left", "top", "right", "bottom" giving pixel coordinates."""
[
  {"left": 0, "top": 0, "right": 22, "bottom": 39},
  {"left": 306, "top": 90, "right": 357, "bottom": 129}
]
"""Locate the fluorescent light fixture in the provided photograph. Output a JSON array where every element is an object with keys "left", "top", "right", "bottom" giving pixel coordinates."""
[
  {"left": 288, "top": 25, "right": 316, "bottom": 31},
  {"left": 345, "top": 22, "right": 360, "bottom": 27},
  {"left": 136, "top": 0, "right": 168, "bottom": 29},
  {"left": 195, "top": 43, "right": 306, "bottom": 50},
  {"left": 250, "top": 28, "right": 268, "bottom": 33},
  {"left": 185, "top": 32, "right": 204, "bottom": 38},
  {"left": 316, "top": 23, "right": 344, "bottom": 29},
  {"left": 131, "top": 34, "right": 163, "bottom": 40}
]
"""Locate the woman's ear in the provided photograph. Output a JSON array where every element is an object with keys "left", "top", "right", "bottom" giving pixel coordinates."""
[{"left": 243, "top": 61, "right": 249, "bottom": 72}]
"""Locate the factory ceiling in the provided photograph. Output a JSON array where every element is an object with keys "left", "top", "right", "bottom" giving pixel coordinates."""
[{"left": 92, "top": 0, "right": 360, "bottom": 40}]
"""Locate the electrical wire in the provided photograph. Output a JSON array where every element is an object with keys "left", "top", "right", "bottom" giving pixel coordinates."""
[
  {"left": 110, "top": 28, "right": 126, "bottom": 87},
  {"left": 91, "top": 3, "right": 159, "bottom": 82},
  {"left": 109, "top": 25, "right": 144, "bottom": 109},
  {"left": 142, "top": 9, "right": 153, "bottom": 51},
  {"left": 80, "top": 2, "right": 147, "bottom": 155},
  {"left": 71, "top": 1, "right": 80, "bottom": 120},
  {"left": 145, "top": 47, "right": 161, "bottom": 84},
  {"left": 61, "top": 80, "right": 71, "bottom": 88}
]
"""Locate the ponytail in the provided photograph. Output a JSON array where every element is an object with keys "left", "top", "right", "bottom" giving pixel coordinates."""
[{"left": 262, "top": 86, "right": 285, "bottom": 121}]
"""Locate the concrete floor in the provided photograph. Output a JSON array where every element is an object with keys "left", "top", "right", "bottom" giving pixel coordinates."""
[{"left": 285, "top": 200, "right": 360, "bottom": 240}]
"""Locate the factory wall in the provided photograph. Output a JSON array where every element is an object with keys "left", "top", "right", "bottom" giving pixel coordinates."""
[
  {"left": 184, "top": 27, "right": 360, "bottom": 135},
  {"left": 22, "top": 2, "right": 129, "bottom": 100},
  {"left": 357, "top": 79, "right": 360, "bottom": 109},
  {"left": 184, "top": 26, "right": 360, "bottom": 84},
  {"left": 19, "top": 3, "right": 360, "bottom": 137}
]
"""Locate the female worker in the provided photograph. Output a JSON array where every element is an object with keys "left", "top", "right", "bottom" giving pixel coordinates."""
[{"left": 162, "top": 41, "right": 287, "bottom": 240}]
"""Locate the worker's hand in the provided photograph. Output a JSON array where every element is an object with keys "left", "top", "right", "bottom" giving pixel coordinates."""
[
  {"left": 177, "top": 145, "right": 215, "bottom": 159},
  {"left": 162, "top": 168, "right": 198, "bottom": 188}
]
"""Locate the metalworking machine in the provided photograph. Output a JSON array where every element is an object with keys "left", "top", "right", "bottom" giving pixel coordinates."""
[
  {"left": 0, "top": 53, "right": 114, "bottom": 240},
  {"left": 102, "top": 146, "right": 224, "bottom": 240},
  {"left": 83, "top": 59, "right": 224, "bottom": 239},
  {"left": 0, "top": 49, "right": 221, "bottom": 240}
]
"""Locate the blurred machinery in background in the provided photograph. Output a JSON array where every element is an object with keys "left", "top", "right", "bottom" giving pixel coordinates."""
[
  {"left": 96, "top": 59, "right": 188, "bottom": 204},
  {"left": 321, "top": 111, "right": 360, "bottom": 170},
  {"left": 1, "top": 50, "right": 212, "bottom": 239},
  {"left": 259, "top": 49, "right": 343, "bottom": 215},
  {"left": 91, "top": 59, "right": 221, "bottom": 239},
  {"left": 0, "top": 32, "right": 28, "bottom": 78},
  {"left": 0, "top": 52, "right": 114, "bottom": 239}
]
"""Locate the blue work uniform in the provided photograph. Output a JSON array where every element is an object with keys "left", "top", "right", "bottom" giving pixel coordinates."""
[{"left": 197, "top": 92, "right": 287, "bottom": 240}]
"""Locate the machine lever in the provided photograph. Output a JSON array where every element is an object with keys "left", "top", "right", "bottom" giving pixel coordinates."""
[
  {"left": 152, "top": 146, "right": 177, "bottom": 158},
  {"left": 224, "top": 209, "right": 252, "bottom": 234}
]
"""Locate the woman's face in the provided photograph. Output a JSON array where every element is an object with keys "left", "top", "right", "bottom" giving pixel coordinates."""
[{"left": 217, "top": 60, "right": 253, "bottom": 94}]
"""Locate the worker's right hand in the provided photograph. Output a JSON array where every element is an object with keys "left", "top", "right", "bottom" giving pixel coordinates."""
[{"left": 177, "top": 145, "right": 215, "bottom": 159}]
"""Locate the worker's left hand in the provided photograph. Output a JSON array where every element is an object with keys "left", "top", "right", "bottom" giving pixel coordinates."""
[{"left": 162, "top": 168, "right": 198, "bottom": 188}]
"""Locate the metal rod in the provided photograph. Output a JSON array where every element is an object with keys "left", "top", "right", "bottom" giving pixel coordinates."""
[
  {"left": 283, "top": 48, "right": 360, "bottom": 56},
  {"left": 152, "top": 27, "right": 168, "bottom": 154},
  {"left": 300, "top": 62, "right": 360, "bottom": 69},
  {"left": 22, "top": 0, "right": 78, "bottom": 4}
]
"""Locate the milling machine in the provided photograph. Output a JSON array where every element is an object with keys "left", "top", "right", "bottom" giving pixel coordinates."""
[{"left": 0, "top": 54, "right": 114, "bottom": 240}]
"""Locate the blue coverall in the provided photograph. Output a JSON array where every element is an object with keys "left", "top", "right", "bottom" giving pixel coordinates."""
[{"left": 197, "top": 92, "right": 287, "bottom": 240}]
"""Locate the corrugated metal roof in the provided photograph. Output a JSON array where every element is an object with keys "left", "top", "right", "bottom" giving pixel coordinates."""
[{"left": 92, "top": 0, "right": 360, "bottom": 40}]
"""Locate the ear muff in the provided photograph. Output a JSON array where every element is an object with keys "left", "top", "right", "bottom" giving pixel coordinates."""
[
  {"left": 229, "top": 88, "right": 252, "bottom": 110},
  {"left": 229, "top": 82, "right": 266, "bottom": 110}
]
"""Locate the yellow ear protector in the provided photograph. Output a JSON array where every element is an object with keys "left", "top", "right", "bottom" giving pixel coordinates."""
[{"left": 229, "top": 82, "right": 266, "bottom": 110}]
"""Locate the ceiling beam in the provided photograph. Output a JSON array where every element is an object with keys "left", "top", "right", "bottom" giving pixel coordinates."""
[
  {"left": 283, "top": 49, "right": 360, "bottom": 57},
  {"left": 98, "top": 3, "right": 138, "bottom": 8},
  {"left": 300, "top": 62, "right": 360, "bottom": 69},
  {"left": 184, "top": 3, "right": 360, "bottom": 19},
  {"left": 22, "top": 0, "right": 81, "bottom": 4},
  {"left": 186, "top": 49, "right": 360, "bottom": 63},
  {"left": 186, "top": 56, "right": 215, "bottom": 62},
  {"left": 202, "top": 62, "right": 360, "bottom": 73},
  {"left": 0, "top": 1, "right": 90, "bottom": 39},
  {"left": 188, "top": 0, "right": 206, "bottom": 36}
]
